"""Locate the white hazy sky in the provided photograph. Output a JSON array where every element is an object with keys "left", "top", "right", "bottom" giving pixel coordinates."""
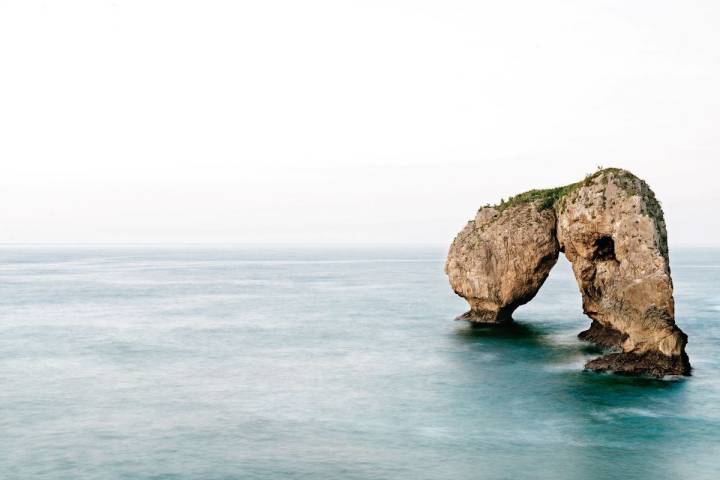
[{"left": 1, "top": 1, "right": 719, "bottom": 246}]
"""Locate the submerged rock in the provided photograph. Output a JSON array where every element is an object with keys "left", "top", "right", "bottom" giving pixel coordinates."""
[{"left": 445, "top": 168, "right": 690, "bottom": 377}]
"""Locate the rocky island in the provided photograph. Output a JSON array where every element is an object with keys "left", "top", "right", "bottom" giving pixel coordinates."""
[{"left": 445, "top": 168, "right": 690, "bottom": 377}]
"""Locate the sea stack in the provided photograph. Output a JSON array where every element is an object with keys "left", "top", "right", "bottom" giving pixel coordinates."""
[{"left": 445, "top": 168, "right": 690, "bottom": 377}]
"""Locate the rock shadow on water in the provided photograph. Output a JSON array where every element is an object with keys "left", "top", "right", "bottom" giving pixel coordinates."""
[
  {"left": 454, "top": 320, "right": 546, "bottom": 344},
  {"left": 451, "top": 321, "right": 562, "bottom": 363},
  {"left": 451, "top": 317, "right": 695, "bottom": 386},
  {"left": 574, "top": 368, "right": 690, "bottom": 389},
  {"left": 452, "top": 317, "right": 639, "bottom": 372}
]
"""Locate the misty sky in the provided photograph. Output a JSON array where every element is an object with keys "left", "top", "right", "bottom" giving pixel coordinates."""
[{"left": 1, "top": 1, "right": 719, "bottom": 246}]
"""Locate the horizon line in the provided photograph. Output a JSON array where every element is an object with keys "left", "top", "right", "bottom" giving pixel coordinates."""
[{"left": 0, "top": 241, "right": 717, "bottom": 249}]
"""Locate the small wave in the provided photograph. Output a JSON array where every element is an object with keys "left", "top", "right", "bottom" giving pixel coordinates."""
[
  {"left": 544, "top": 356, "right": 590, "bottom": 373},
  {"left": 608, "top": 407, "right": 663, "bottom": 418},
  {"left": 589, "top": 410, "right": 614, "bottom": 422}
]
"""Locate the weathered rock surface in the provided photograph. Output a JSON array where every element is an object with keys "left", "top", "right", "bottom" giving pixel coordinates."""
[
  {"left": 445, "top": 203, "right": 559, "bottom": 323},
  {"left": 445, "top": 168, "right": 690, "bottom": 377}
]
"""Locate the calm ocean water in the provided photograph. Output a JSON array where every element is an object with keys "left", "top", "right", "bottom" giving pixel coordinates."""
[{"left": 1, "top": 246, "right": 719, "bottom": 480}]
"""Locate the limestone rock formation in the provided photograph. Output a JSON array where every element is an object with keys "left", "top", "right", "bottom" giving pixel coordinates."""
[
  {"left": 445, "top": 168, "right": 690, "bottom": 377},
  {"left": 445, "top": 203, "right": 559, "bottom": 323}
]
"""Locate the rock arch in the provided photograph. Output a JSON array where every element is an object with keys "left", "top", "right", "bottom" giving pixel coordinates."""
[{"left": 445, "top": 168, "right": 690, "bottom": 377}]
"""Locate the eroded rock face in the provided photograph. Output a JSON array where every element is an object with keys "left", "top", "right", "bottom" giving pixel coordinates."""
[
  {"left": 445, "top": 203, "right": 559, "bottom": 323},
  {"left": 446, "top": 168, "right": 690, "bottom": 377}
]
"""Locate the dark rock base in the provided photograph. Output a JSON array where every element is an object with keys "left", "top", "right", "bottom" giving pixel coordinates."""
[
  {"left": 455, "top": 309, "right": 513, "bottom": 324},
  {"left": 579, "top": 320, "right": 691, "bottom": 377},
  {"left": 578, "top": 320, "right": 628, "bottom": 349},
  {"left": 585, "top": 351, "right": 691, "bottom": 378}
]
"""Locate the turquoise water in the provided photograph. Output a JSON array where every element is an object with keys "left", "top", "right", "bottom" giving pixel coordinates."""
[{"left": 1, "top": 246, "right": 719, "bottom": 479}]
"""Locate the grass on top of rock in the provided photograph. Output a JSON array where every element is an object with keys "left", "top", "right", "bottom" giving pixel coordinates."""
[
  {"left": 482, "top": 166, "right": 669, "bottom": 258},
  {"left": 494, "top": 167, "right": 628, "bottom": 213}
]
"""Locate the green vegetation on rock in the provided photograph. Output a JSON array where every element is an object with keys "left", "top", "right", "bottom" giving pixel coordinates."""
[
  {"left": 494, "top": 167, "right": 628, "bottom": 213},
  {"left": 483, "top": 166, "right": 669, "bottom": 258}
]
